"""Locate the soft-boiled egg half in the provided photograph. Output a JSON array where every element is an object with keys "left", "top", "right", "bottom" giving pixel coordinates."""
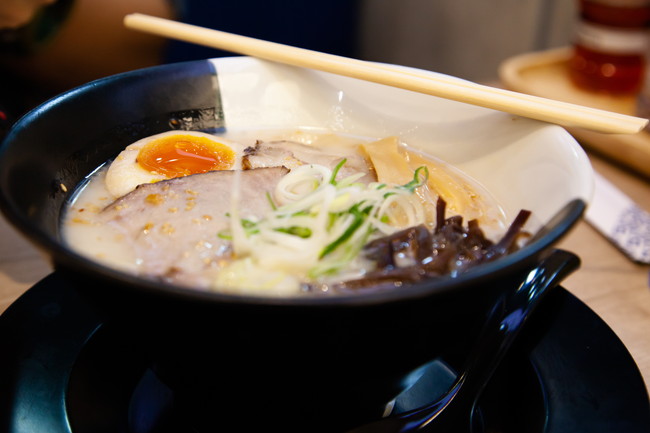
[{"left": 105, "top": 131, "right": 245, "bottom": 198}]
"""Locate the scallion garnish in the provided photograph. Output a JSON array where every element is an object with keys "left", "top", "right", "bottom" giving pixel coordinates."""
[
  {"left": 225, "top": 161, "right": 429, "bottom": 281},
  {"left": 329, "top": 158, "right": 347, "bottom": 185},
  {"left": 401, "top": 166, "right": 429, "bottom": 192}
]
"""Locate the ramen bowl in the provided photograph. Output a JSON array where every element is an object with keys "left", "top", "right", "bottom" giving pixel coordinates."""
[{"left": 0, "top": 57, "right": 592, "bottom": 431}]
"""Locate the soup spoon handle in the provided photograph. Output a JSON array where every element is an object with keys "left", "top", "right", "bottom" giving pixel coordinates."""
[{"left": 348, "top": 249, "right": 580, "bottom": 433}]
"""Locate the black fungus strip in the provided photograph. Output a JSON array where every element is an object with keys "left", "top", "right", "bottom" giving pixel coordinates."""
[
  {"left": 435, "top": 196, "right": 446, "bottom": 233},
  {"left": 332, "top": 197, "right": 532, "bottom": 293},
  {"left": 487, "top": 209, "right": 532, "bottom": 257}
]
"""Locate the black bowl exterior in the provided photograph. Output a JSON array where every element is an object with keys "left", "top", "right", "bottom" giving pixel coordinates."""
[
  {"left": 0, "top": 58, "right": 584, "bottom": 309},
  {"left": 0, "top": 59, "right": 223, "bottom": 255},
  {"left": 0, "top": 59, "right": 586, "bottom": 431},
  {"left": 61, "top": 265, "right": 533, "bottom": 432}
]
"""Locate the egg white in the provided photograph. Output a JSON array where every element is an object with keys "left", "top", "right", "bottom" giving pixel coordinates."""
[{"left": 104, "top": 131, "right": 245, "bottom": 198}]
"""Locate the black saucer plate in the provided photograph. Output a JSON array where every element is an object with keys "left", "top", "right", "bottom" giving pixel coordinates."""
[{"left": 1, "top": 273, "right": 649, "bottom": 433}]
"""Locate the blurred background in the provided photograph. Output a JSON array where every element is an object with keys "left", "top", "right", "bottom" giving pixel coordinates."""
[
  {"left": 0, "top": 0, "right": 579, "bottom": 137},
  {"left": 358, "top": 0, "right": 576, "bottom": 82}
]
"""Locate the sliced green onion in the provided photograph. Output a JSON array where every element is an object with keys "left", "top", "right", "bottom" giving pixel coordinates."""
[
  {"left": 275, "top": 226, "right": 313, "bottom": 238},
  {"left": 225, "top": 162, "right": 428, "bottom": 286},
  {"left": 219, "top": 218, "right": 259, "bottom": 240},
  {"left": 217, "top": 230, "right": 232, "bottom": 240},
  {"left": 328, "top": 158, "right": 348, "bottom": 185},
  {"left": 320, "top": 208, "right": 365, "bottom": 258},
  {"left": 241, "top": 218, "right": 257, "bottom": 229},
  {"left": 266, "top": 191, "right": 277, "bottom": 211},
  {"left": 401, "top": 166, "right": 429, "bottom": 192}
]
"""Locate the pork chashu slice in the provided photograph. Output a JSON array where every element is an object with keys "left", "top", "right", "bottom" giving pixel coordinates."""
[
  {"left": 100, "top": 167, "right": 288, "bottom": 289},
  {"left": 243, "top": 140, "right": 376, "bottom": 184}
]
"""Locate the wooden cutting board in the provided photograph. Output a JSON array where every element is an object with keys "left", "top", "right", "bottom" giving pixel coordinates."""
[{"left": 499, "top": 47, "right": 650, "bottom": 179}]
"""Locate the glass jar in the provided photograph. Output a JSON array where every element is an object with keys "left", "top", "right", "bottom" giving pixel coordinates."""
[{"left": 568, "top": 0, "right": 650, "bottom": 95}]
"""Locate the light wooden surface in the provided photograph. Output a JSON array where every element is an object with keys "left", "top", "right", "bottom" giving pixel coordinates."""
[
  {"left": 556, "top": 152, "right": 650, "bottom": 389},
  {"left": 1, "top": 151, "right": 649, "bottom": 395}
]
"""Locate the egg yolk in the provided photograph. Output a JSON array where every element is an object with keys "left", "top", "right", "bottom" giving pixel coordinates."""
[{"left": 137, "top": 134, "right": 235, "bottom": 178}]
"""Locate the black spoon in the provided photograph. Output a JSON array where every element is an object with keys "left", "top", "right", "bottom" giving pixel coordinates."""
[{"left": 348, "top": 248, "right": 581, "bottom": 433}]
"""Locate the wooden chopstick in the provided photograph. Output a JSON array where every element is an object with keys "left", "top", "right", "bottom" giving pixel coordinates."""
[{"left": 124, "top": 13, "right": 649, "bottom": 135}]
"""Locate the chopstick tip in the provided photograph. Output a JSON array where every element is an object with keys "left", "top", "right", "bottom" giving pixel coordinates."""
[{"left": 123, "top": 12, "right": 150, "bottom": 27}]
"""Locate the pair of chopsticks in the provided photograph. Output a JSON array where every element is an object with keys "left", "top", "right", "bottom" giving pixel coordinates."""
[{"left": 124, "top": 13, "right": 648, "bottom": 135}]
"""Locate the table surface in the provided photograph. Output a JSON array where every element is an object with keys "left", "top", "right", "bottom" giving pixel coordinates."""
[{"left": 1, "top": 150, "right": 649, "bottom": 395}]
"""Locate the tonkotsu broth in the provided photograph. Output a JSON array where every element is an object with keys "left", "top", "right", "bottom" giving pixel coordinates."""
[{"left": 62, "top": 128, "right": 509, "bottom": 296}]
